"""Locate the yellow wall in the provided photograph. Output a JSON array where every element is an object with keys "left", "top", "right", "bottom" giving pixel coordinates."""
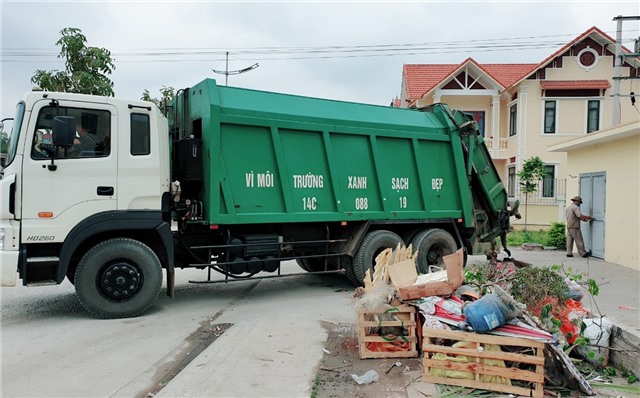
[
  {"left": 511, "top": 203, "right": 564, "bottom": 228},
  {"left": 565, "top": 134, "right": 640, "bottom": 270}
]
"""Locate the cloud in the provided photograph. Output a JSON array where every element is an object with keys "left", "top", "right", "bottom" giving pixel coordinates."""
[{"left": 2, "top": 1, "right": 639, "bottom": 118}]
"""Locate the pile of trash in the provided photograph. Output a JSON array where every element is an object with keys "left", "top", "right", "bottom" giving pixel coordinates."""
[{"left": 354, "top": 244, "right": 616, "bottom": 396}]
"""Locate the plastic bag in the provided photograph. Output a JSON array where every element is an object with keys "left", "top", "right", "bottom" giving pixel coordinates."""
[
  {"left": 351, "top": 370, "right": 379, "bottom": 385},
  {"left": 575, "top": 317, "right": 613, "bottom": 365}
]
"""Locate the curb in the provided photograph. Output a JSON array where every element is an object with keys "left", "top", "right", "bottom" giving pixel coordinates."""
[{"left": 609, "top": 324, "right": 640, "bottom": 375}]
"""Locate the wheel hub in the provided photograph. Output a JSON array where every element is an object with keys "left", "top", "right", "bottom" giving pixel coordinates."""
[
  {"left": 427, "top": 247, "right": 443, "bottom": 265},
  {"left": 100, "top": 262, "right": 141, "bottom": 300}
]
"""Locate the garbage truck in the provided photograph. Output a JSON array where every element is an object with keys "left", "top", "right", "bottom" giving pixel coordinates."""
[{"left": 0, "top": 78, "right": 519, "bottom": 318}]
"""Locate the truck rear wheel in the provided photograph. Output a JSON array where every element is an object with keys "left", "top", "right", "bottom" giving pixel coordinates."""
[
  {"left": 296, "top": 257, "right": 339, "bottom": 273},
  {"left": 352, "top": 230, "right": 404, "bottom": 287},
  {"left": 411, "top": 228, "right": 457, "bottom": 274},
  {"left": 295, "top": 259, "right": 312, "bottom": 272},
  {"left": 74, "top": 238, "right": 163, "bottom": 319}
]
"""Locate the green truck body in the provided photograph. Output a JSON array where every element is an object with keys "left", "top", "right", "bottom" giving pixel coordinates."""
[
  {"left": 172, "top": 79, "right": 507, "bottom": 225},
  {"left": 169, "top": 79, "right": 514, "bottom": 281}
]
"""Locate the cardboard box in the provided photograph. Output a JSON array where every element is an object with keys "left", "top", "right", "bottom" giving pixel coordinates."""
[{"left": 388, "top": 248, "right": 464, "bottom": 301}]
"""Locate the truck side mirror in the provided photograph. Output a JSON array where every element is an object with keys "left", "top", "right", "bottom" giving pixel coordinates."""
[{"left": 52, "top": 116, "right": 76, "bottom": 147}]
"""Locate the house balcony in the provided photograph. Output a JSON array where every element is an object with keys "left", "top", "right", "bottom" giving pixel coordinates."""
[{"left": 484, "top": 136, "right": 510, "bottom": 160}]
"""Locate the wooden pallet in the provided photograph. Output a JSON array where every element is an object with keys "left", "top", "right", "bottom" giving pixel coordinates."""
[
  {"left": 357, "top": 305, "right": 418, "bottom": 359},
  {"left": 422, "top": 327, "right": 545, "bottom": 398}
]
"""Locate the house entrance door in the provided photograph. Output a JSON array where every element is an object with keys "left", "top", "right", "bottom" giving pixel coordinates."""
[{"left": 579, "top": 172, "right": 606, "bottom": 259}]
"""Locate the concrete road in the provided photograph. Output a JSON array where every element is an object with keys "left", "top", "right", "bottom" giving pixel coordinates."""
[
  {"left": 1, "top": 261, "right": 356, "bottom": 398},
  {"left": 3, "top": 249, "right": 637, "bottom": 398}
]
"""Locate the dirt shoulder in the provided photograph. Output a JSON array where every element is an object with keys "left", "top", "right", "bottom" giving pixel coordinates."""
[{"left": 313, "top": 322, "right": 435, "bottom": 398}]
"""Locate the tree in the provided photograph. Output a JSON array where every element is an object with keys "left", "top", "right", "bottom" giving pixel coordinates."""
[
  {"left": 1, "top": 129, "right": 8, "bottom": 154},
  {"left": 31, "top": 27, "right": 116, "bottom": 96},
  {"left": 517, "top": 156, "right": 547, "bottom": 231},
  {"left": 0, "top": 125, "right": 8, "bottom": 168},
  {"left": 141, "top": 86, "right": 176, "bottom": 113}
]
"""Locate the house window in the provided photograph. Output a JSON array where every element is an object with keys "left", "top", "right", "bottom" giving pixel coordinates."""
[
  {"left": 509, "top": 104, "right": 517, "bottom": 136},
  {"left": 544, "top": 101, "right": 556, "bottom": 134},
  {"left": 467, "top": 111, "right": 485, "bottom": 136},
  {"left": 587, "top": 100, "right": 600, "bottom": 133},
  {"left": 131, "top": 113, "right": 150, "bottom": 155},
  {"left": 542, "top": 165, "right": 555, "bottom": 198},
  {"left": 507, "top": 166, "right": 516, "bottom": 197}
]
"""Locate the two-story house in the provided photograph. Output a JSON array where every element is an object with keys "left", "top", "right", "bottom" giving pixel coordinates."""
[
  {"left": 397, "top": 26, "right": 640, "bottom": 269},
  {"left": 397, "top": 27, "right": 638, "bottom": 226}
]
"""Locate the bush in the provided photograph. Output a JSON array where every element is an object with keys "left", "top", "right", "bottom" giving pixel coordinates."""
[
  {"left": 510, "top": 267, "right": 569, "bottom": 311},
  {"left": 545, "top": 222, "right": 566, "bottom": 248}
]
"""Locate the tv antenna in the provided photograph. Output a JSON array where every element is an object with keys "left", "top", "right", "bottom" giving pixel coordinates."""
[{"left": 212, "top": 52, "right": 259, "bottom": 86}]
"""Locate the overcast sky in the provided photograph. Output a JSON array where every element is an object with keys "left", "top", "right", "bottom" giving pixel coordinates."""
[{"left": 1, "top": 1, "right": 639, "bottom": 119}]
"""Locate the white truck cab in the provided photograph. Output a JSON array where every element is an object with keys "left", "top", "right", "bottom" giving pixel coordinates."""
[{"left": 0, "top": 90, "right": 173, "bottom": 318}]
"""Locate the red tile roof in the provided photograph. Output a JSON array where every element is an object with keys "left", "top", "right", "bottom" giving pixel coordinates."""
[
  {"left": 478, "top": 64, "right": 538, "bottom": 88},
  {"left": 540, "top": 80, "right": 611, "bottom": 90},
  {"left": 503, "top": 26, "right": 636, "bottom": 90},
  {"left": 403, "top": 64, "right": 457, "bottom": 100},
  {"left": 403, "top": 60, "right": 537, "bottom": 99},
  {"left": 403, "top": 26, "right": 636, "bottom": 100}
]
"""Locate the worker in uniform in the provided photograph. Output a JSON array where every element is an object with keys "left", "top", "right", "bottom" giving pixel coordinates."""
[{"left": 565, "top": 196, "right": 592, "bottom": 258}]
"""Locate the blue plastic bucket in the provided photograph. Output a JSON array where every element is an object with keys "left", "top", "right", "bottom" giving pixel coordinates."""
[{"left": 463, "top": 293, "right": 507, "bottom": 333}]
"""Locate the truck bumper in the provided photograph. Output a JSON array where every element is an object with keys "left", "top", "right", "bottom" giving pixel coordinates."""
[{"left": 1, "top": 250, "right": 18, "bottom": 286}]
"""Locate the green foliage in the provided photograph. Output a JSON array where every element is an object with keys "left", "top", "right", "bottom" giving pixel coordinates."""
[
  {"left": 464, "top": 261, "right": 516, "bottom": 293},
  {"left": 545, "top": 222, "right": 566, "bottom": 248},
  {"left": 556, "top": 264, "right": 599, "bottom": 298},
  {"left": 517, "top": 156, "right": 547, "bottom": 194},
  {"left": 141, "top": 86, "right": 176, "bottom": 112},
  {"left": 510, "top": 267, "right": 568, "bottom": 311},
  {"left": 311, "top": 375, "right": 320, "bottom": 398},
  {"left": 31, "top": 27, "right": 115, "bottom": 96},
  {"left": 622, "top": 366, "right": 638, "bottom": 384},
  {"left": 588, "top": 278, "right": 599, "bottom": 297},
  {"left": 0, "top": 131, "right": 7, "bottom": 154},
  {"left": 517, "top": 156, "right": 547, "bottom": 231}
]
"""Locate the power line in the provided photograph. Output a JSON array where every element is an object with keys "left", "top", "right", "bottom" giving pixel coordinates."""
[
  {"left": 211, "top": 51, "right": 259, "bottom": 85},
  {"left": 2, "top": 29, "right": 639, "bottom": 63}
]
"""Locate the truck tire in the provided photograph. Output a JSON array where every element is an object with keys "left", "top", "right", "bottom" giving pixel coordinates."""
[
  {"left": 296, "top": 258, "right": 339, "bottom": 273},
  {"left": 74, "top": 238, "right": 163, "bottom": 319},
  {"left": 411, "top": 228, "right": 457, "bottom": 274},
  {"left": 352, "top": 230, "right": 404, "bottom": 287},
  {"left": 295, "top": 258, "right": 311, "bottom": 272},
  {"left": 342, "top": 257, "right": 359, "bottom": 285}
]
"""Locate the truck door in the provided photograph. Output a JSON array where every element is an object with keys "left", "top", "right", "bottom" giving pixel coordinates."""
[{"left": 20, "top": 100, "right": 117, "bottom": 242}]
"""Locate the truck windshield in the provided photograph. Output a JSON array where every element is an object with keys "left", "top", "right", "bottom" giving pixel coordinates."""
[{"left": 3, "top": 102, "right": 25, "bottom": 167}]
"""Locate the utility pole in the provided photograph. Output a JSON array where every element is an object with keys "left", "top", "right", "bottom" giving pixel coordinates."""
[
  {"left": 612, "top": 15, "right": 640, "bottom": 125},
  {"left": 212, "top": 52, "right": 259, "bottom": 86}
]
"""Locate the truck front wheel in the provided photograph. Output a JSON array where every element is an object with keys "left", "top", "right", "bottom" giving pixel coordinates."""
[
  {"left": 351, "top": 230, "right": 403, "bottom": 287},
  {"left": 74, "top": 238, "right": 163, "bottom": 319},
  {"left": 411, "top": 229, "right": 457, "bottom": 274}
]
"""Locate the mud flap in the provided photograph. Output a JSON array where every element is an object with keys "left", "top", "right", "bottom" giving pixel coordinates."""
[{"left": 166, "top": 269, "right": 175, "bottom": 299}]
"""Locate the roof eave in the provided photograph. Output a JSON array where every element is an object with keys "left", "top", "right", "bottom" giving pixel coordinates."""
[{"left": 548, "top": 119, "right": 640, "bottom": 152}]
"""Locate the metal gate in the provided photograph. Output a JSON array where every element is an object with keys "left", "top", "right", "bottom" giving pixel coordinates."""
[{"left": 579, "top": 172, "right": 606, "bottom": 259}]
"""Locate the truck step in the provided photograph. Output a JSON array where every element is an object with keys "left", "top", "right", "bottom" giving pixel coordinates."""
[
  {"left": 26, "top": 256, "right": 60, "bottom": 263},
  {"left": 26, "top": 280, "right": 58, "bottom": 287}
]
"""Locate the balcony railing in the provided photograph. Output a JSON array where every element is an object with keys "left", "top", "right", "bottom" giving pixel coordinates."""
[
  {"left": 507, "top": 177, "right": 566, "bottom": 205},
  {"left": 484, "top": 137, "right": 509, "bottom": 150}
]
